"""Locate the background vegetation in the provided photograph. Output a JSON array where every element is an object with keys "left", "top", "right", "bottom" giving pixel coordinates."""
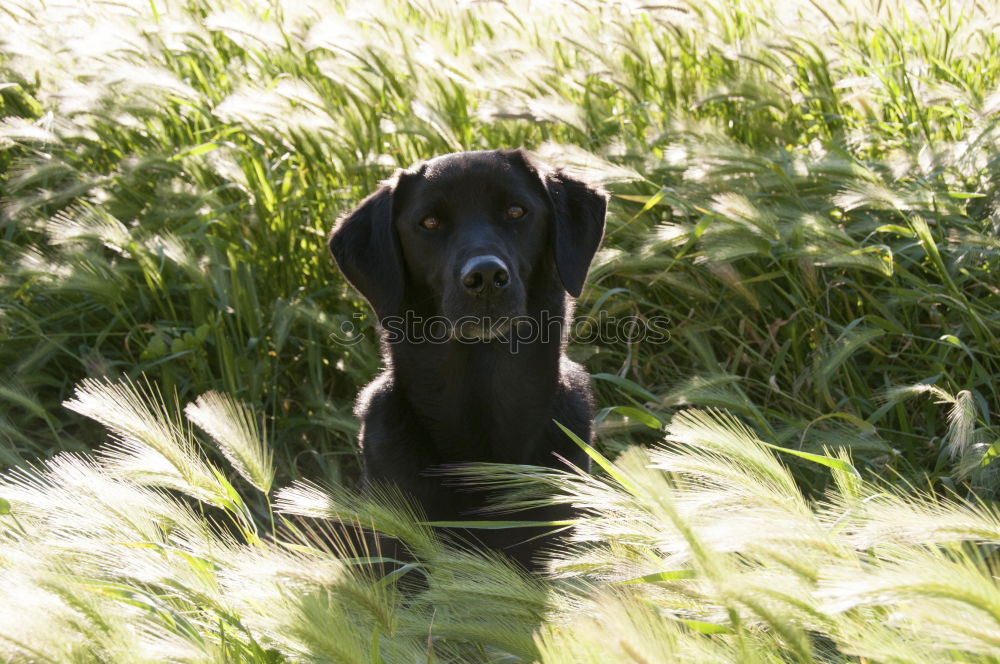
[{"left": 1, "top": 0, "right": 999, "bottom": 661}]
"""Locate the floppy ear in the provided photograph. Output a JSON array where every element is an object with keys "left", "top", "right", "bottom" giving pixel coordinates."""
[
  {"left": 544, "top": 169, "right": 608, "bottom": 298},
  {"left": 328, "top": 182, "right": 403, "bottom": 322}
]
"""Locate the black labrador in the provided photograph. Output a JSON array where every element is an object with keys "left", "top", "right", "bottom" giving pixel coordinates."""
[{"left": 329, "top": 148, "right": 607, "bottom": 567}]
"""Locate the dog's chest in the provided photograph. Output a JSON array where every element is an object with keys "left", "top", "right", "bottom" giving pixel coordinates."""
[{"left": 406, "top": 344, "right": 557, "bottom": 463}]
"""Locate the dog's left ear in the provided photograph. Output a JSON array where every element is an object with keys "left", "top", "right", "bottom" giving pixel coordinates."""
[
  {"left": 543, "top": 169, "right": 608, "bottom": 298},
  {"left": 506, "top": 149, "right": 608, "bottom": 297}
]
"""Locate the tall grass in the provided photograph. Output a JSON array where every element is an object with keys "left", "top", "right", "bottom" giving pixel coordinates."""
[
  {"left": 0, "top": 2, "right": 1000, "bottom": 492},
  {"left": 2, "top": 1, "right": 1000, "bottom": 658},
  {"left": 2, "top": 0, "right": 999, "bottom": 496},
  {"left": 2, "top": 376, "right": 999, "bottom": 662}
]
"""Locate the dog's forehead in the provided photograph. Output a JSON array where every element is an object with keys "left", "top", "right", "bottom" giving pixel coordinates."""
[
  {"left": 421, "top": 150, "right": 519, "bottom": 181},
  {"left": 393, "top": 150, "right": 548, "bottom": 211}
]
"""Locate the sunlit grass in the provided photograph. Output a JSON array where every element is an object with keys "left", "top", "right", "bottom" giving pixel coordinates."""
[
  {"left": 2, "top": 378, "right": 999, "bottom": 661},
  {"left": 2, "top": 0, "right": 1000, "bottom": 659}
]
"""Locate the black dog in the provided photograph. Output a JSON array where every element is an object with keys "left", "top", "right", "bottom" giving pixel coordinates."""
[{"left": 329, "top": 149, "right": 607, "bottom": 567}]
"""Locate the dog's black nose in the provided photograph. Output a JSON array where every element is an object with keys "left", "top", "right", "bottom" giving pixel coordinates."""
[{"left": 461, "top": 256, "right": 510, "bottom": 294}]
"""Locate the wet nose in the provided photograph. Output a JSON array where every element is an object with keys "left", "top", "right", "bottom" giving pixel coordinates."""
[{"left": 460, "top": 255, "right": 510, "bottom": 295}]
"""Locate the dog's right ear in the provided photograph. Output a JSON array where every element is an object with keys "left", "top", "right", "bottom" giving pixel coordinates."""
[{"left": 328, "top": 181, "right": 403, "bottom": 322}]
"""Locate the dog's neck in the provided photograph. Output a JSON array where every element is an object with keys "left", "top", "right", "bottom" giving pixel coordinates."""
[{"left": 384, "top": 290, "right": 570, "bottom": 465}]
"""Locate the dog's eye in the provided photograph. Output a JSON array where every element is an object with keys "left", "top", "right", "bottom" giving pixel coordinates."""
[
  {"left": 419, "top": 216, "right": 441, "bottom": 230},
  {"left": 506, "top": 205, "right": 526, "bottom": 219}
]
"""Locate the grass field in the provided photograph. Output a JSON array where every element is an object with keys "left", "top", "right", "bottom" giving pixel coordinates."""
[{"left": 2, "top": 0, "right": 1000, "bottom": 661}]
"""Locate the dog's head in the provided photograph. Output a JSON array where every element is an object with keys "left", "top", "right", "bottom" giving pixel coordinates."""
[{"left": 329, "top": 149, "right": 607, "bottom": 338}]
